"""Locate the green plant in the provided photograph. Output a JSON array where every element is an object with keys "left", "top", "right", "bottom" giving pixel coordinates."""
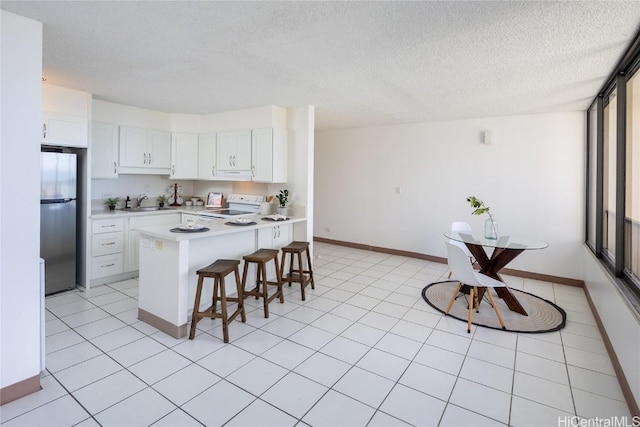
[
  {"left": 276, "top": 189, "right": 289, "bottom": 207},
  {"left": 467, "top": 196, "right": 491, "bottom": 216},
  {"left": 157, "top": 194, "right": 167, "bottom": 203},
  {"left": 467, "top": 196, "right": 497, "bottom": 236},
  {"left": 104, "top": 197, "right": 120, "bottom": 206}
]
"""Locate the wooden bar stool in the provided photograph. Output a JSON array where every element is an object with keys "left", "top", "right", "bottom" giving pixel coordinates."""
[
  {"left": 241, "top": 249, "right": 284, "bottom": 318},
  {"left": 189, "top": 259, "right": 246, "bottom": 343},
  {"left": 280, "top": 241, "right": 315, "bottom": 301}
]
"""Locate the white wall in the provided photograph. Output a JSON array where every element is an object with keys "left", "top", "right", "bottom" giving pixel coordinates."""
[
  {"left": 583, "top": 248, "right": 640, "bottom": 407},
  {"left": 315, "top": 112, "right": 585, "bottom": 280},
  {"left": 286, "top": 106, "right": 315, "bottom": 244},
  {"left": 0, "top": 10, "right": 43, "bottom": 389}
]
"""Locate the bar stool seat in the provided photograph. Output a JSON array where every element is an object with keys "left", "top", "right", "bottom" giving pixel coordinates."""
[
  {"left": 242, "top": 248, "right": 284, "bottom": 318},
  {"left": 280, "top": 241, "right": 315, "bottom": 301},
  {"left": 189, "top": 259, "right": 246, "bottom": 343}
]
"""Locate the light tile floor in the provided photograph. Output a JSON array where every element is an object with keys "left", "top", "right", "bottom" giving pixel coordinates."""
[{"left": 1, "top": 242, "right": 633, "bottom": 426}]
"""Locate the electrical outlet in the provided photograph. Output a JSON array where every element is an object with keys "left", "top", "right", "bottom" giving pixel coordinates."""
[
  {"left": 325, "top": 227, "right": 331, "bottom": 232},
  {"left": 101, "top": 193, "right": 112, "bottom": 199},
  {"left": 144, "top": 184, "right": 151, "bottom": 192},
  {"left": 395, "top": 187, "right": 401, "bottom": 195}
]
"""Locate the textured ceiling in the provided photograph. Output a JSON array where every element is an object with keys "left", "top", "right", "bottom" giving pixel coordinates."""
[{"left": 3, "top": 1, "right": 640, "bottom": 130}]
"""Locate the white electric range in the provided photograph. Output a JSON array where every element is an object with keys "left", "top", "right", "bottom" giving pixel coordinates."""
[{"left": 196, "top": 194, "right": 265, "bottom": 219}]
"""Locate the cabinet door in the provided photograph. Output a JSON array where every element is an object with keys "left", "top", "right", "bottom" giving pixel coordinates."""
[
  {"left": 119, "top": 126, "right": 147, "bottom": 167},
  {"left": 198, "top": 133, "right": 217, "bottom": 180},
  {"left": 234, "top": 130, "right": 252, "bottom": 170},
  {"left": 251, "top": 128, "right": 273, "bottom": 182},
  {"left": 91, "top": 122, "right": 119, "bottom": 179},
  {"left": 217, "top": 131, "right": 237, "bottom": 170},
  {"left": 42, "top": 112, "right": 88, "bottom": 148},
  {"left": 217, "top": 130, "right": 251, "bottom": 171},
  {"left": 171, "top": 132, "right": 199, "bottom": 179},
  {"left": 148, "top": 130, "right": 171, "bottom": 169},
  {"left": 274, "top": 224, "right": 292, "bottom": 249}
]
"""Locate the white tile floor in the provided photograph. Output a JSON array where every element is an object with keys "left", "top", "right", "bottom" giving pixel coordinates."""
[{"left": 2, "top": 242, "right": 633, "bottom": 426}]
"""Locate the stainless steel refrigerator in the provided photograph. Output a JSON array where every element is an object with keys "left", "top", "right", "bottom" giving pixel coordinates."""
[{"left": 40, "top": 150, "right": 77, "bottom": 295}]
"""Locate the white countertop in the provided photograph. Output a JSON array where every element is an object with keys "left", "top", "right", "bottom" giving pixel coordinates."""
[
  {"left": 91, "top": 205, "right": 204, "bottom": 219},
  {"left": 135, "top": 214, "right": 305, "bottom": 242}
]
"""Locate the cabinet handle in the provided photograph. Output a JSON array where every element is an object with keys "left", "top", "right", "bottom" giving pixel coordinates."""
[
  {"left": 144, "top": 153, "right": 147, "bottom": 165},
  {"left": 102, "top": 224, "right": 116, "bottom": 228},
  {"left": 233, "top": 155, "right": 237, "bottom": 166},
  {"left": 113, "top": 162, "right": 117, "bottom": 174},
  {"left": 102, "top": 242, "right": 116, "bottom": 246},
  {"left": 212, "top": 166, "right": 215, "bottom": 176},
  {"left": 228, "top": 155, "right": 232, "bottom": 167},
  {"left": 148, "top": 152, "right": 152, "bottom": 164},
  {"left": 101, "top": 263, "right": 115, "bottom": 268},
  {"left": 171, "top": 165, "right": 175, "bottom": 175},
  {"left": 252, "top": 165, "right": 255, "bottom": 177},
  {"left": 43, "top": 123, "right": 47, "bottom": 139}
]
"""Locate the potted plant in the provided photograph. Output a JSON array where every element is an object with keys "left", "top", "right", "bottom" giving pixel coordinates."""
[
  {"left": 104, "top": 197, "right": 120, "bottom": 211},
  {"left": 157, "top": 194, "right": 167, "bottom": 208},
  {"left": 467, "top": 196, "right": 498, "bottom": 239},
  {"left": 276, "top": 189, "right": 289, "bottom": 216}
]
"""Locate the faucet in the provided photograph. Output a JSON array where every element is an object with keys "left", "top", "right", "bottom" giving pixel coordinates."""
[{"left": 137, "top": 194, "right": 148, "bottom": 207}]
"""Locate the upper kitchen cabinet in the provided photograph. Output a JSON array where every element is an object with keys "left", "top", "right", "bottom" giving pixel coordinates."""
[
  {"left": 216, "top": 130, "right": 252, "bottom": 179},
  {"left": 198, "top": 132, "right": 218, "bottom": 180},
  {"left": 42, "top": 84, "right": 91, "bottom": 148},
  {"left": 91, "top": 122, "right": 119, "bottom": 179},
  {"left": 170, "top": 132, "right": 199, "bottom": 179},
  {"left": 252, "top": 128, "right": 287, "bottom": 183},
  {"left": 42, "top": 112, "right": 89, "bottom": 148},
  {"left": 118, "top": 126, "right": 171, "bottom": 174}
]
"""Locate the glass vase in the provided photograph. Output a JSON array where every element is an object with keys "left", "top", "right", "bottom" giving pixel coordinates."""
[{"left": 484, "top": 217, "right": 498, "bottom": 240}]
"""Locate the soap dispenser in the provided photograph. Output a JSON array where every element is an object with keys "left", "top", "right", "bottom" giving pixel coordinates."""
[{"left": 125, "top": 196, "right": 132, "bottom": 209}]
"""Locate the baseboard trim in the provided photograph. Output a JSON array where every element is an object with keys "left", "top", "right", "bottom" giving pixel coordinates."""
[
  {"left": 313, "top": 236, "right": 584, "bottom": 287},
  {"left": 583, "top": 286, "right": 640, "bottom": 417},
  {"left": 138, "top": 309, "right": 186, "bottom": 339},
  {"left": 0, "top": 375, "right": 40, "bottom": 406}
]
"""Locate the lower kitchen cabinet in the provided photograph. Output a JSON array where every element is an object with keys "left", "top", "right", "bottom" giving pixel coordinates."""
[
  {"left": 91, "top": 218, "right": 125, "bottom": 280},
  {"left": 257, "top": 223, "right": 292, "bottom": 280},
  {"left": 257, "top": 223, "right": 291, "bottom": 250}
]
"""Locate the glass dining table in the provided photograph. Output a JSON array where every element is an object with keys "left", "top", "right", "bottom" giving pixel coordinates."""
[{"left": 444, "top": 231, "right": 548, "bottom": 316}]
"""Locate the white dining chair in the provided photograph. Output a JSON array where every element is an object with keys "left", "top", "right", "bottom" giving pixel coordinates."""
[
  {"left": 447, "top": 221, "right": 475, "bottom": 279},
  {"left": 445, "top": 242, "right": 507, "bottom": 333}
]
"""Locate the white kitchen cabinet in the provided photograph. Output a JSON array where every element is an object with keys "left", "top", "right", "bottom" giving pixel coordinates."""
[
  {"left": 91, "top": 122, "right": 119, "bottom": 179},
  {"left": 126, "top": 213, "right": 181, "bottom": 272},
  {"left": 257, "top": 223, "right": 292, "bottom": 281},
  {"left": 197, "top": 133, "right": 218, "bottom": 180},
  {"left": 216, "top": 130, "right": 252, "bottom": 178},
  {"left": 170, "top": 132, "right": 199, "bottom": 179},
  {"left": 251, "top": 128, "right": 288, "bottom": 183},
  {"left": 42, "top": 111, "right": 88, "bottom": 148},
  {"left": 257, "top": 223, "right": 292, "bottom": 250},
  {"left": 148, "top": 130, "right": 172, "bottom": 169},
  {"left": 119, "top": 126, "right": 171, "bottom": 174},
  {"left": 91, "top": 218, "right": 125, "bottom": 280}
]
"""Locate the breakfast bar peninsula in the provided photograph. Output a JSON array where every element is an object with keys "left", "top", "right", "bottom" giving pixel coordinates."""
[{"left": 136, "top": 214, "right": 306, "bottom": 338}]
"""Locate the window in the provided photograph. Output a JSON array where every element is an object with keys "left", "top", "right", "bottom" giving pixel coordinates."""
[
  {"left": 626, "top": 70, "right": 640, "bottom": 285},
  {"left": 586, "top": 30, "right": 640, "bottom": 300},
  {"left": 587, "top": 104, "right": 598, "bottom": 250},
  {"left": 603, "top": 91, "right": 617, "bottom": 264}
]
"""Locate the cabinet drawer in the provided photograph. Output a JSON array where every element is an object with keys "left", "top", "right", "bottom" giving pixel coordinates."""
[
  {"left": 92, "top": 218, "right": 124, "bottom": 233},
  {"left": 91, "top": 253, "right": 124, "bottom": 279},
  {"left": 92, "top": 232, "right": 124, "bottom": 256}
]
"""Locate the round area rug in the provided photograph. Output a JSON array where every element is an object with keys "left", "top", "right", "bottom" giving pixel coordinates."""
[{"left": 422, "top": 281, "right": 566, "bottom": 333}]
